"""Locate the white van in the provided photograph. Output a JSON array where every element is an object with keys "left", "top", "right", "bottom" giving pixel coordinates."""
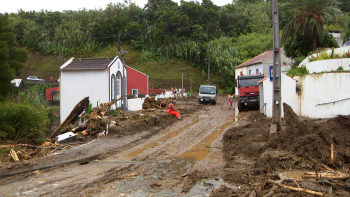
[{"left": 198, "top": 85, "right": 217, "bottom": 105}]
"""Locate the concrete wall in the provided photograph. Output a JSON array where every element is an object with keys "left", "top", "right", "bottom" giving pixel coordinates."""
[
  {"left": 261, "top": 73, "right": 298, "bottom": 118},
  {"left": 60, "top": 70, "right": 109, "bottom": 123},
  {"left": 298, "top": 73, "right": 350, "bottom": 118},
  {"left": 300, "top": 46, "right": 350, "bottom": 66},
  {"left": 304, "top": 58, "right": 350, "bottom": 73}
]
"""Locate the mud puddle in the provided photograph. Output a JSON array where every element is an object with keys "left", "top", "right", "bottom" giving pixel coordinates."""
[
  {"left": 121, "top": 114, "right": 200, "bottom": 159},
  {"left": 179, "top": 119, "right": 232, "bottom": 161}
]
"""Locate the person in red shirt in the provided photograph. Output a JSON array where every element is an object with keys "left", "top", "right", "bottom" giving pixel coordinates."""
[
  {"left": 167, "top": 101, "right": 181, "bottom": 120},
  {"left": 50, "top": 76, "right": 53, "bottom": 81}
]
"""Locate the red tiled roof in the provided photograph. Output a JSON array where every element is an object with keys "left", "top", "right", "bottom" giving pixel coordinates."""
[
  {"left": 61, "top": 58, "right": 115, "bottom": 71},
  {"left": 236, "top": 48, "right": 284, "bottom": 69}
]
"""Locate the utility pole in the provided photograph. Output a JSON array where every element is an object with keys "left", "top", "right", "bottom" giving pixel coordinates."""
[
  {"left": 180, "top": 68, "right": 185, "bottom": 105},
  {"left": 208, "top": 59, "right": 210, "bottom": 85},
  {"left": 271, "top": 0, "right": 281, "bottom": 130},
  {"left": 189, "top": 73, "right": 192, "bottom": 96},
  {"left": 118, "top": 51, "right": 129, "bottom": 112}
]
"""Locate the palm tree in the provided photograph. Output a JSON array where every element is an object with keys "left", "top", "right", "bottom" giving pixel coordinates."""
[{"left": 281, "top": 0, "right": 342, "bottom": 51}]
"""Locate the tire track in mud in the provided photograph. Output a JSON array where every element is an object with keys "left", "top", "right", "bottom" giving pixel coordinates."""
[{"left": 0, "top": 97, "right": 243, "bottom": 196}]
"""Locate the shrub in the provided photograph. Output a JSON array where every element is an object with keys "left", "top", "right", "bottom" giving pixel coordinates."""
[
  {"left": 287, "top": 65, "right": 309, "bottom": 77},
  {"left": 0, "top": 102, "right": 46, "bottom": 144},
  {"left": 337, "top": 66, "right": 344, "bottom": 71},
  {"left": 291, "top": 56, "right": 305, "bottom": 68}
]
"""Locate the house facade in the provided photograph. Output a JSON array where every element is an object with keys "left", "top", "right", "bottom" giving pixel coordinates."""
[
  {"left": 126, "top": 65, "right": 149, "bottom": 95},
  {"left": 60, "top": 56, "right": 148, "bottom": 123},
  {"left": 234, "top": 48, "right": 292, "bottom": 97}
]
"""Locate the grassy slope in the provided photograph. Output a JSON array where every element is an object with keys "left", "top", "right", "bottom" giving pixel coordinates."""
[{"left": 20, "top": 44, "right": 219, "bottom": 92}]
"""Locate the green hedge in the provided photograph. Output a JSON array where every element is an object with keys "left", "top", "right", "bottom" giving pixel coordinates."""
[{"left": 0, "top": 102, "right": 46, "bottom": 144}]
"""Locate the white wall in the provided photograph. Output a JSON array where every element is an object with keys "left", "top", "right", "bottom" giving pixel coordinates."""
[
  {"left": 299, "top": 73, "right": 350, "bottom": 118},
  {"left": 261, "top": 73, "right": 298, "bottom": 118},
  {"left": 304, "top": 58, "right": 350, "bottom": 73},
  {"left": 60, "top": 70, "right": 108, "bottom": 123},
  {"left": 235, "top": 67, "right": 246, "bottom": 97},
  {"left": 247, "top": 63, "right": 263, "bottom": 75},
  {"left": 128, "top": 98, "right": 143, "bottom": 111},
  {"left": 109, "top": 57, "right": 126, "bottom": 108},
  {"left": 300, "top": 46, "right": 350, "bottom": 66}
]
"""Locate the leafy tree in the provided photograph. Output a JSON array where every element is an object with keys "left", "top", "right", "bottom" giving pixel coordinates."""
[
  {"left": 236, "top": 32, "right": 272, "bottom": 62},
  {"left": 0, "top": 13, "right": 27, "bottom": 101},
  {"left": 284, "top": 29, "right": 339, "bottom": 58},
  {"left": 281, "top": 0, "right": 342, "bottom": 51}
]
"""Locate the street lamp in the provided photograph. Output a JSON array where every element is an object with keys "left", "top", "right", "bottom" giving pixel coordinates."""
[
  {"left": 180, "top": 68, "right": 185, "bottom": 105},
  {"left": 189, "top": 73, "right": 192, "bottom": 96},
  {"left": 117, "top": 50, "right": 129, "bottom": 112}
]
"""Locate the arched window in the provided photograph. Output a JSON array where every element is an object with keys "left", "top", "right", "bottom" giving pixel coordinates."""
[
  {"left": 116, "top": 72, "right": 121, "bottom": 98},
  {"left": 111, "top": 74, "right": 116, "bottom": 100}
]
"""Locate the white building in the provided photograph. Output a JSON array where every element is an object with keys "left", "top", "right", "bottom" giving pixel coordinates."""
[
  {"left": 235, "top": 48, "right": 292, "bottom": 97},
  {"left": 60, "top": 57, "right": 126, "bottom": 123},
  {"left": 258, "top": 73, "right": 298, "bottom": 118}
]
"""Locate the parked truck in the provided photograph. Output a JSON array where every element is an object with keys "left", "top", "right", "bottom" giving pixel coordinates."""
[
  {"left": 198, "top": 85, "right": 217, "bottom": 105},
  {"left": 235, "top": 74, "right": 264, "bottom": 111}
]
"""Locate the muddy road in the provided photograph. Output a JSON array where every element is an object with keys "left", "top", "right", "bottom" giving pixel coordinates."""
[{"left": 0, "top": 95, "right": 245, "bottom": 196}]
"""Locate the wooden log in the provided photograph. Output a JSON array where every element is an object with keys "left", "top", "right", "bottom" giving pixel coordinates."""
[
  {"left": 330, "top": 134, "right": 334, "bottom": 162},
  {"left": 10, "top": 149, "right": 19, "bottom": 161},
  {"left": 262, "top": 185, "right": 278, "bottom": 197},
  {"left": 266, "top": 180, "right": 329, "bottom": 196},
  {"left": 311, "top": 158, "right": 334, "bottom": 171},
  {"left": 50, "top": 97, "right": 89, "bottom": 139},
  {"left": 303, "top": 171, "right": 350, "bottom": 180}
]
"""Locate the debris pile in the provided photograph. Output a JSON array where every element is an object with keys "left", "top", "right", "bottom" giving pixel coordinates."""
[
  {"left": 142, "top": 97, "right": 171, "bottom": 109},
  {"left": 223, "top": 103, "right": 350, "bottom": 196}
]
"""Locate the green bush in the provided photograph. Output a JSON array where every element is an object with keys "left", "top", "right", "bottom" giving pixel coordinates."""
[
  {"left": 0, "top": 102, "right": 47, "bottom": 144},
  {"left": 287, "top": 65, "right": 309, "bottom": 77}
]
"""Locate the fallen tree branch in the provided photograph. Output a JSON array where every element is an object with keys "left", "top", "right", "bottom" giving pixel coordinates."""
[
  {"left": 266, "top": 180, "right": 329, "bottom": 196},
  {"left": 50, "top": 97, "right": 89, "bottom": 140},
  {"left": 262, "top": 185, "right": 278, "bottom": 197},
  {"left": 303, "top": 171, "right": 350, "bottom": 180},
  {"left": 310, "top": 158, "right": 334, "bottom": 171},
  {"left": 10, "top": 149, "right": 19, "bottom": 161}
]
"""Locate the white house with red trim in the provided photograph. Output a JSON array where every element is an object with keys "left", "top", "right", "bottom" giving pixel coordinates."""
[{"left": 60, "top": 56, "right": 148, "bottom": 123}]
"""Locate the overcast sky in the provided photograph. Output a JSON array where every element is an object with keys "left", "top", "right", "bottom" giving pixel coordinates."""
[{"left": 1, "top": 0, "right": 234, "bottom": 14}]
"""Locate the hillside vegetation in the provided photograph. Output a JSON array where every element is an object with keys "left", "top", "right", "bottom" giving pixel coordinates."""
[
  {"left": 20, "top": 44, "right": 216, "bottom": 92},
  {"left": 4, "top": 0, "right": 350, "bottom": 93}
]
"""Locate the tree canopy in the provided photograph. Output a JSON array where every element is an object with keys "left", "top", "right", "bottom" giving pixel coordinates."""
[
  {"left": 1, "top": 0, "right": 349, "bottom": 89},
  {"left": 281, "top": 0, "right": 342, "bottom": 51},
  {"left": 0, "top": 13, "right": 27, "bottom": 101}
]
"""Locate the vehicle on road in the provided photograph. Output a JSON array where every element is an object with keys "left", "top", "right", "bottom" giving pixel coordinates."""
[
  {"left": 26, "top": 76, "right": 45, "bottom": 81},
  {"left": 198, "top": 85, "right": 217, "bottom": 105},
  {"left": 236, "top": 74, "right": 264, "bottom": 111}
]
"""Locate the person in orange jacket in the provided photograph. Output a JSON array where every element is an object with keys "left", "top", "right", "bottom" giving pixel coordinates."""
[{"left": 167, "top": 101, "right": 181, "bottom": 120}]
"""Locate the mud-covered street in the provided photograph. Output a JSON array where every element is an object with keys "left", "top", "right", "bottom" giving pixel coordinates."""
[
  {"left": 2, "top": 95, "right": 350, "bottom": 197},
  {"left": 0, "top": 95, "right": 242, "bottom": 196}
]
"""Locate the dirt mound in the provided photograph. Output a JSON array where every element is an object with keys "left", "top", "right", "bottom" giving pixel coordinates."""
[
  {"left": 223, "top": 112, "right": 271, "bottom": 161},
  {"left": 268, "top": 103, "right": 350, "bottom": 168},
  {"left": 222, "top": 104, "right": 350, "bottom": 196}
]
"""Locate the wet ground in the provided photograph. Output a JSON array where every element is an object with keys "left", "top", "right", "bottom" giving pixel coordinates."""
[
  {"left": 0, "top": 95, "right": 244, "bottom": 196},
  {"left": 2, "top": 96, "right": 349, "bottom": 196}
]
